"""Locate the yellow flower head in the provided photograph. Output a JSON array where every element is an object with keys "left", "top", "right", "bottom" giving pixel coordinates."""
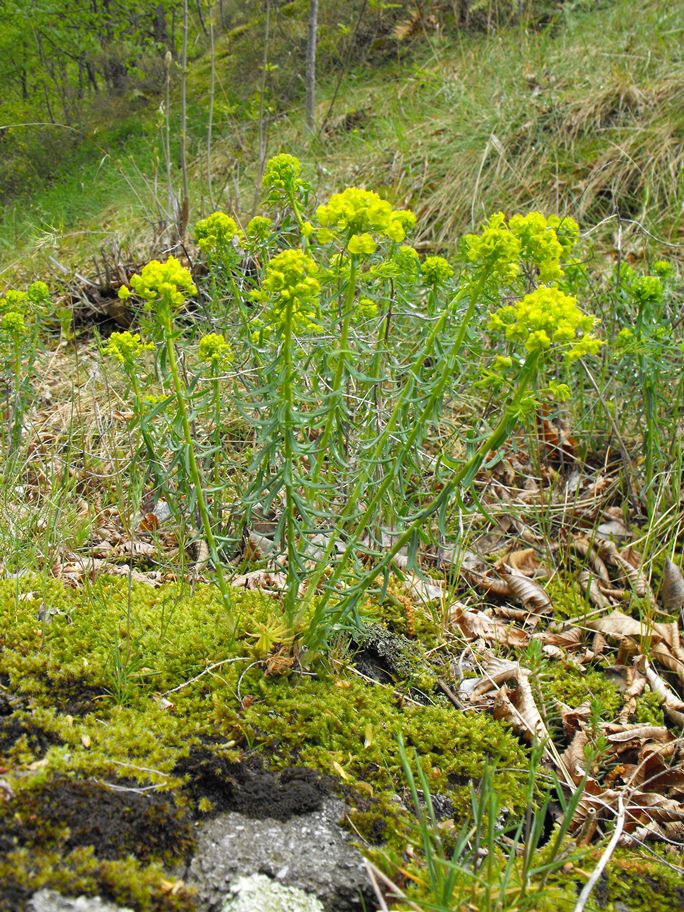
[
  {"left": 464, "top": 211, "right": 579, "bottom": 285},
  {"left": 262, "top": 153, "right": 302, "bottom": 192},
  {"left": 0, "top": 289, "right": 29, "bottom": 316},
  {"left": 28, "top": 281, "right": 50, "bottom": 306},
  {"left": 1, "top": 311, "right": 27, "bottom": 340},
  {"left": 245, "top": 216, "right": 273, "bottom": 242},
  {"left": 102, "top": 331, "right": 154, "bottom": 366},
  {"left": 199, "top": 333, "right": 233, "bottom": 368},
  {"left": 348, "top": 233, "right": 377, "bottom": 256},
  {"left": 194, "top": 212, "right": 239, "bottom": 256},
  {"left": 489, "top": 286, "right": 603, "bottom": 362},
  {"left": 316, "top": 188, "right": 415, "bottom": 244},
  {"left": 463, "top": 212, "right": 522, "bottom": 282},
  {"left": 420, "top": 256, "right": 454, "bottom": 286},
  {"left": 120, "top": 257, "right": 197, "bottom": 312},
  {"left": 251, "top": 249, "right": 321, "bottom": 335}
]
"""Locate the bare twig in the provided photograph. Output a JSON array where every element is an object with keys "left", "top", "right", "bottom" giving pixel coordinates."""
[
  {"left": 574, "top": 795, "right": 625, "bottom": 912},
  {"left": 162, "top": 657, "right": 250, "bottom": 696}
]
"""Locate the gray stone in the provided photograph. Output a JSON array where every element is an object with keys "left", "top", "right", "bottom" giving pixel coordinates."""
[
  {"left": 27, "top": 892, "right": 133, "bottom": 912},
  {"left": 221, "top": 874, "right": 324, "bottom": 912},
  {"left": 187, "top": 798, "right": 372, "bottom": 912}
]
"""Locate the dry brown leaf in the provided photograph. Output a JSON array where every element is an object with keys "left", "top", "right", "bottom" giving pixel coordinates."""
[
  {"left": 490, "top": 604, "right": 541, "bottom": 627},
  {"left": 587, "top": 611, "right": 650, "bottom": 641},
  {"left": 469, "top": 659, "right": 548, "bottom": 742},
  {"left": 448, "top": 603, "right": 529, "bottom": 647},
  {"left": 504, "top": 548, "right": 545, "bottom": 576},
  {"left": 604, "top": 724, "right": 672, "bottom": 745},
  {"left": 404, "top": 572, "right": 444, "bottom": 604},
  {"left": 619, "top": 664, "right": 647, "bottom": 722},
  {"left": 562, "top": 729, "right": 590, "bottom": 784},
  {"left": 579, "top": 570, "right": 612, "bottom": 609},
  {"left": 538, "top": 627, "right": 584, "bottom": 649},
  {"left": 652, "top": 642, "right": 684, "bottom": 686},
  {"left": 660, "top": 558, "right": 684, "bottom": 618},
  {"left": 232, "top": 569, "right": 288, "bottom": 592},
  {"left": 501, "top": 566, "right": 553, "bottom": 613},
  {"left": 560, "top": 701, "right": 592, "bottom": 737},
  {"left": 119, "top": 540, "right": 156, "bottom": 559},
  {"left": 601, "top": 542, "right": 655, "bottom": 602},
  {"left": 458, "top": 550, "right": 511, "bottom": 597},
  {"left": 570, "top": 537, "right": 610, "bottom": 582}
]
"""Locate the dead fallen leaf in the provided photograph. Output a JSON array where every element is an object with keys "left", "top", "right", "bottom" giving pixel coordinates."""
[{"left": 660, "top": 558, "right": 684, "bottom": 619}]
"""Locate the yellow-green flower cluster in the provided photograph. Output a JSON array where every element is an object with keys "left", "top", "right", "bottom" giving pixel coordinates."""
[
  {"left": 464, "top": 211, "right": 580, "bottom": 284},
  {"left": 0, "top": 281, "right": 50, "bottom": 317},
  {"left": 630, "top": 274, "right": 663, "bottom": 307},
  {"left": 420, "top": 256, "right": 454, "bottom": 286},
  {"left": 316, "top": 188, "right": 416, "bottom": 245},
  {"left": 102, "top": 331, "right": 154, "bottom": 366},
  {"left": 119, "top": 257, "right": 197, "bottom": 311},
  {"left": 199, "top": 333, "right": 233, "bottom": 368},
  {"left": 1, "top": 311, "right": 27, "bottom": 340},
  {"left": 489, "top": 286, "right": 603, "bottom": 361},
  {"left": 358, "top": 297, "right": 379, "bottom": 320},
  {"left": 463, "top": 212, "right": 522, "bottom": 282},
  {"left": 27, "top": 281, "right": 50, "bottom": 306},
  {"left": 262, "top": 153, "right": 302, "bottom": 192},
  {"left": 508, "top": 212, "right": 579, "bottom": 282},
  {"left": 347, "top": 233, "right": 377, "bottom": 256},
  {"left": 0, "top": 290, "right": 28, "bottom": 317},
  {"left": 245, "top": 216, "right": 273, "bottom": 242},
  {"left": 653, "top": 259, "right": 674, "bottom": 279},
  {"left": 252, "top": 249, "right": 321, "bottom": 335},
  {"left": 194, "top": 212, "right": 239, "bottom": 256}
]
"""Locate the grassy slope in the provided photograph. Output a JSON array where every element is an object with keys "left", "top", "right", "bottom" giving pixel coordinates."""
[{"left": 1, "top": 0, "right": 682, "bottom": 284}]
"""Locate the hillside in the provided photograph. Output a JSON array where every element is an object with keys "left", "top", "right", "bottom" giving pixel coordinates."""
[{"left": 1, "top": 0, "right": 682, "bottom": 284}]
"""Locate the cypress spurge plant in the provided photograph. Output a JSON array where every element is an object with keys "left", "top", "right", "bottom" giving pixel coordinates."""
[
  {"left": 298, "top": 210, "right": 604, "bottom": 647},
  {"left": 0, "top": 281, "right": 49, "bottom": 453},
  {"left": 118, "top": 257, "right": 234, "bottom": 615},
  {"left": 185, "top": 158, "right": 605, "bottom": 651},
  {"left": 197, "top": 332, "right": 233, "bottom": 529},
  {"left": 101, "top": 330, "right": 163, "bottom": 489}
]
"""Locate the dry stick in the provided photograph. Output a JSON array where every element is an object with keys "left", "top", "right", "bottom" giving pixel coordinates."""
[
  {"left": 363, "top": 860, "right": 423, "bottom": 912},
  {"left": 573, "top": 795, "right": 625, "bottom": 912},
  {"left": 179, "top": 0, "right": 190, "bottom": 231},
  {"left": 253, "top": 0, "right": 272, "bottom": 215},
  {"left": 305, "top": 0, "right": 319, "bottom": 133},
  {"left": 162, "top": 657, "right": 250, "bottom": 696},
  {"left": 207, "top": 3, "right": 216, "bottom": 210},
  {"left": 164, "top": 51, "right": 176, "bottom": 242},
  {"left": 363, "top": 860, "right": 390, "bottom": 912},
  {"left": 580, "top": 360, "right": 642, "bottom": 512}
]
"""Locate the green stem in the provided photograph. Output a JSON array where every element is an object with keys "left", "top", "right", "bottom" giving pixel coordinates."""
[
  {"left": 128, "top": 369, "right": 165, "bottom": 494},
  {"left": 10, "top": 341, "right": 23, "bottom": 451},
  {"left": 161, "top": 309, "right": 233, "bottom": 614},
  {"left": 281, "top": 293, "right": 299, "bottom": 623},
  {"left": 304, "top": 350, "right": 540, "bottom": 647},
  {"left": 297, "top": 273, "right": 487, "bottom": 628},
  {"left": 311, "top": 254, "right": 357, "bottom": 484},
  {"left": 211, "top": 364, "right": 222, "bottom": 529}
]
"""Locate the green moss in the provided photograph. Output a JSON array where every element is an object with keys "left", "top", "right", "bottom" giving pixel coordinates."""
[
  {"left": 546, "top": 664, "right": 622, "bottom": 719},
  {"left": 0, "top": 848, "right": 195, "bottom": 912},
  {"left": 634, "top": 689, "right": 665, "bottom": 725},
  {"left": 601, "top": 849, "right": 684, "bottom": 911},
  {"left": 547, "top": 575, "right": 593, "bottom": 620},
  {"left": 215, "top": 670, "right": 529, "bottom": 818}
]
